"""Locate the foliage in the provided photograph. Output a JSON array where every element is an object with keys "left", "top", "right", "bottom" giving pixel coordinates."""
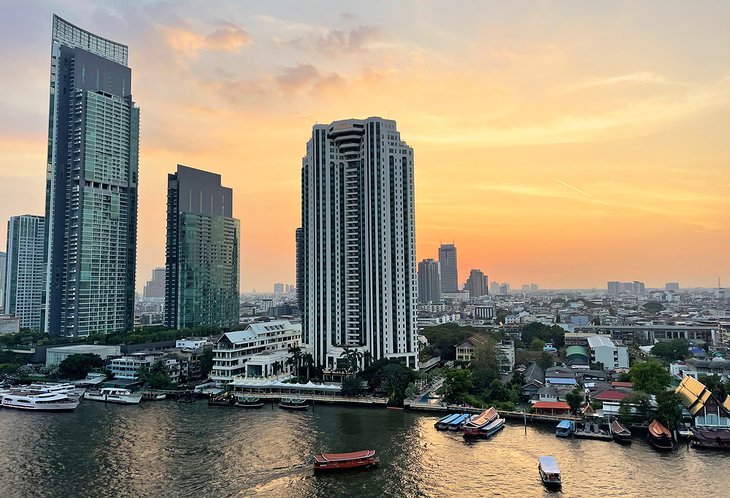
[
  {"left": 442, "top": 368, "right": 474, "bottom": 403},
  {"left": 471, "top": 338, "right": 500, "bottom": 391},
  {"left": 536, "top": 352, "right": 554, "bottom": 371},
  {"left": 653, "top": 391, "right": 682, "bottom": 431},
  {"left": 340, "top": 376, "right": 364, "bottom": 397},
  {"left": 58, "top": 354, "right": 105, "bottom": 380},
  {"left": 617, "top": 372, "right": 632, "bottom": 382},
  {"left": 529, "top": 338, "right": 545, "bottom": 351},
  {"left": 509, "top": 370, "right": 525, "bottom": 388},
  {"left": 199, "top": 349, "right": 214, "bottom": 377},
  {"left": 618, "top": 392, "right": 651, "bottom": 423},
  {"left": 699, "top": 375, "right": 730, "bottom": 401},
  {"left": 378, "top": 363, "right": 418, "bottom": 406},
  {"left": 483, "top": 379, "right": 518, "bottom": 404},
  {"left": 286, "top": 346, "right": 302, "bottom": 377},
  {"left": 565, "top": 387, "right": 584, "bottom": 415},
  {"left": 642, "top": 301, "right": 665, "bottom": 314},
  {"left": 140, "top": 361, "right": 173, "bottom": 389},
  {"left": 629, "top": 361, "right": 671, "bottom": 395},
  {"left": 419, "top": 323, "right": 485, "bottom": 361},
  {"left": 340, "top": 347, "right": 364, "bottom": 375},
  {"left": 519, "top": 322, "right": 566, "bottom": 349},
  {"left": 650, "top": 339, "right": 690, "bottom": 362}
]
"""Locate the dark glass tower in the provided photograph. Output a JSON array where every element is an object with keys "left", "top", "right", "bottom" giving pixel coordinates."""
[
  {"left": 165, "top": 165, "right": 240, "bottom": 329},
  {"left": 43, "top": 15, "right": 139, "bottom": 336}
]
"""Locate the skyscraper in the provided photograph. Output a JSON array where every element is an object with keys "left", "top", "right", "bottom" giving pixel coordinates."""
[
  {"left": 142, "top": 267, "right": 165, "bottom": 301},
  {"left": 418, "top": 259, "right": 441, "bottom": 304},
  {"left": 465, "top": 269, "right": 488, "bottom": 298},
  {"left": 438, "top": 243, "right": 458, "bottom": 293},
  {"left": 295, "top": 227, "right": 303, "bottom": 311},
  {"left": 4, "top": 216, "right": 45, "bottom": 331},
  {"left": 0, "top": 251, "right": 6, "bottom": 313},
  {"left": 165, "top": 165, "right": 240, "bottom": 329},
  {"left": 43, "top": 15, "right": 139, "bottom": 336},
  {"left": 301, "top": 117, "right": 418, "bottom": 370}
]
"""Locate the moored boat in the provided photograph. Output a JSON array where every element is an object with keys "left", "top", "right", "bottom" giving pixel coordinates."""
[
  {"left": 434, "top": 413, "right": 460, "bottom": 430},
  {"left": 84, "top": 387, "right": 143, "bottom": 405},
  {"left": 208, "top": 392, "right": 234, "bottom": 406},
  {"left": 2, "top": 391, "right": 80, "bottom": 411},
  {"left": 690, "top": 428, "right": 730, "bottom": 451},
  {"left": 279, "top": 397, "right": 308, "bottom": 410},
  {"left": 235, "top": 396, "right": 264, "bottom": 408},
  {"left": 448, "top": 413, "right": 471, "bottom": 431},
  {"left": 538, "top": 455, "right": 562, "bottom": 490},
  {"left": 313, "top": 450, "right": 379, "bottom": 471},
  {"left": 480, "top": 417, "right": 505, "bottom": 438},
  {"left": 555, "top": 420, "right": 575, "bottom": 438},
  {"left": 647, "top": 420, "right": 673, "bottom": 451},
  {"left": 463, "top": 408, "right": 498, "bottom": 437},
  {"left": 611, "top": 420, "right": 632, "bottom": 444}
]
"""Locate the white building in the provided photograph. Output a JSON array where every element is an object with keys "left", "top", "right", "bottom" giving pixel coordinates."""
[
  {"left": 299, "top": 117, "right": 418, "bottom": 370},
  {"left": 176, "top": 338, "right": 209, "bottom": 349},
  {"left": 109, "top": 355, "right": 154, "bottom": 380},
  {"left": 211, "top": 320, "right": 301, "bottom": 384},
  {"left": 0, "top": 314, "right": 20, "bottom": 335},
  {"left": 586, "top": 335, "right": 629, "bottom": 370},
  {"left": 4, "top": 215, "right": 45, "bottom": 331},
  {"left": 46, "top": 344, "right": 121, "bottom": 366},
  {"left": 497, "top": 339, "right": 516, "bottom": 372},
  {"left": 474, "top": 305, "right": 495, "bottom": 319}
]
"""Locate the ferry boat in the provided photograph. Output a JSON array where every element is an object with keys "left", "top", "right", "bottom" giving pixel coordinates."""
[
  {"left": 84, "top": 387, "right": 143, "bottom": 405},
  {"left": 690, "top": 428, "right": 730, "bottom": 451},
  {"left": 611, "top": 420, "right": 632, "bottom": 444},
  {"left": 434, "top": 413, "right": 460, "bottom": 430},
  {"left": 448, "top": 413, "right": 471, "bottom": 431},
  {"left": 235, "top": 396, "right": 264, "bottom": 408},
  {"left": 279, "top": 397, "right": 308, "bottom": 410},
  {"left": 313, "top": 450, "right": 379, "bottom": 472},
  {"left": 555, "top": 420, "right": 575, "bottom": 438},
  {"left": 538, "top": 456, "right": 562, "bottom": 490},
  {"left": 2, "top": 391, "right": 80, "bottom": 411},
  {"left": 462, "top": 408, "right": 498, "bottom": 437},
  {"left": 480, "top": 417, "right": 505, "bottom": 438},
  {"left": 647, "top": 420, "right": 674, "bottom": 451},
  {"left": 208, "top": 392, "right": 234, "bottom": 406}
]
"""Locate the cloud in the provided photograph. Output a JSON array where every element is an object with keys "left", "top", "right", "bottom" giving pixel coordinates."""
[
  {"left": 275, "top": 64, "right": 345, "bottom": 94},
  {"left": 163, "top": 21, "right": 252, "bottom": 56},
  {"left": 288, "top": 25, "right": 388, "bottom": 55}
]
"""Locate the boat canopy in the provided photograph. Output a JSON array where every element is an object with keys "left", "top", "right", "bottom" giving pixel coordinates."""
[
  {"left": 230, "top": 378, "right": 341, "bottom": 392},
  {"left": 539, "top": 456, "right": 560, "bottom": 474},
  {"left": 556, "top": 420, "right": 573, "bottom": 429},
  {"left": 439, "top": 413, "right": 461, "bottom": 424},
  {"left": 314, "top": 450, "right": 376, "bottom": 463}
]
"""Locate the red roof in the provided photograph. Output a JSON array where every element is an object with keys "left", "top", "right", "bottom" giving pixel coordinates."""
[
  {"left": 314, "top": 450, "right": 376, "bottom": 463},
  {"left": 532, "top": 401, "right": 570, "bottom": 409},
  {"left": 594, "top": 389, "right": 628, "bottom": 402}
]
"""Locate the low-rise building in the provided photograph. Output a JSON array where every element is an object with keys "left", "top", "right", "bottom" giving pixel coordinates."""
[
  {"left": 497, "top": 339, "right": 515, "bottom": 373},
  {"left": 0, "top": 315, "right": 21, "bottom": 334},
  {"left": 46, "top": 345, "right": 121, "bottom": 366},
  {"left": 586, "top": 335, "right": 629, "bottom": 370}
]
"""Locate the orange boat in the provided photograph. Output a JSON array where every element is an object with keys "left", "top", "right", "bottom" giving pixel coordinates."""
[
  {"left": 462, "top": 407, "right": 498, "bottom": 436},
  {"left": 647, "top": 420, "right": 673, "bottom": 451},
  {"left": 313, "top": 450, "right": 379, "bottom": 471}
]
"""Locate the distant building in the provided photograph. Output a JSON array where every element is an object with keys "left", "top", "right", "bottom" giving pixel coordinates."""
[
  {"left": 665, "top": 282, "right": 680, "bottom": 291},
  {"left": 438, "top": 244, "right": 458, "bottom": 294},
  {"left": 0, "top": 315, "right": 20, "bottom": 335},
  {"left": 465, "top": 269, "right": 488, "bottom": 298},
  {"left": 586, "top": 335, "right": 629, "bottom": 370},
  {"left": 497, "top": 338, "right": 515, "bottom": 372},
  {"left": 4, "top": 215, "right": 45, "bottom": 331},
  {"left": 0, "top": 251, "right": 5, "bottom": 313},
  {"left": 607, "top": 281, "right": 645, "bottom": 296},
  {"left": 530, "top": 283, "right": 539, "bottom": 292},
  {"left": 274, "top": 283, "right": 284, "bottom": 294},
  {"left": 418, "top": 258, "right": 441, "bottom": 303},
  {"left": 490, "top": 281, "right": 501, "bottom": 295},
  {"left": 295, "top": 227, "right": 303, "bottom": 311},
  {"left": 455, "top": 336, "right": 488, "bottom": 362},
  {"left": 143, "top": 267, "right": 165, "bottom": 300},
  {"left": 473, "top": 305, "right": 495, "bottom": 319},
  {"left": 45, "top": 344, "right": 121, "bottom": 366}
]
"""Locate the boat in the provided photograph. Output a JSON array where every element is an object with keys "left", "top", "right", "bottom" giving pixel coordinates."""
[
  {"left": 647, "top": 420, "right": 674, "bottom": 451},
  {"left": 448, "top": 413, "right": 471, "bottom": 431},
  {"left": 279, "top": 397, "right": 308, "bottom": 410},
  {"left": 28, "top": 382, "right": 86, "bottom": 398},
  {"left": 462, "top": 408, "right": 498, "bottom": 437},
  {"left": 611, "top": 420, "right": 632, "bottom": 444},
  {"left": 538, "top": 456, "right": 562, "bottom": 490},
  {"left": 2, "top": 391, "right": 80, "bottom": 411},
  {"left": 141, "top": 392, "right": 167, "bottom": 401},
  {"left": 480, "top": 417, "right": 505, "bottom": 438},
  {"left": 690, "top": 428, "right": 730, "bottom": 451},
  {"left": 235, "top": 396, "right": 264, "bottom": 408},
  {"left": 208, "top": 392, "right": 234, "bottom": 406},
  {"left": 677, "top": 423, "right": 693, "bottom": 440},
  {"left": 313, "top": 450, "right": 379, "bottom": 471},
  {"left": 434, "top": 413, "right": 460, "bottom": 430},
  {"left": 84, "top": 387, "right": 143, "bottom": 405},
  {"left": 555, "top": 420, "right": 575, "bottom": 438}
]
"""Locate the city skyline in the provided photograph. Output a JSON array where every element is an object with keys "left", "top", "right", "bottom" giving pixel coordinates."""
[{"left": 1, "top": 3, "right": 729, "bottom": 292}]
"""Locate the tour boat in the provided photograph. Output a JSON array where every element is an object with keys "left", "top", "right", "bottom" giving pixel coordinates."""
[
  {"left": 555, "top": 420, "right": 575, "bottom": 438},
  {"left": 480, "top": 417, "right": 505, "bottom": 438},
  {"left": 2, "top": 391, "right": 80, "bottom": 411},
  {"left": 611, "top": 420, "right": 632, "bottom": 444},
  {"left": 448, "top": 413, "right": 471, "bottom": 431},
  {"left": 28, "top": 383, "right": 86, "bottom": 398},
  {"left": 462, "top": 408, "right": 498, "bottom": 437},
  {"left": 647, "top": 420, "right": 673, "bottom": 451},
  {"left": 538, "top": 456, "right": 562, "bottom": 490},
  {"left": 434, "top": 413, "right": 460, "bottom": 430},
  {"left": 84, "top": 387, "right": 143, "bottom": 405},
  {"left": 690, "top": 428, "right": 730, "bottom": 451},
  {"left": 313, "top": 450, "right": 379, "bottom": 472},
  {"left": 279, "top": 397, "right": 308, "bottom": 410},
  {"left": 208, "top": 392, "right": 234, "bottom": 406},
  {"left": 235, "top": 396, "right": 264, "bottom": 408}
]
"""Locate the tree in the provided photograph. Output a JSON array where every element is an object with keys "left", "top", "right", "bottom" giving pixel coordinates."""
[
  {"left": 509, "top": 370, "right": 525, "bottom": 388},
  {"left": 471, "top": 338, "right": 500, "bottom": 390},
  {"left": 651, "top": 339, "right": 690, "bottom": 362},
  {"left": 654, "top": 391, "right": 682, "bottom": 430},
  {"left": 442, "top": 368, "right": 473, "bottom": 403},
  {"left": 618, "top": 392, "right": 651, "bottom": 423},
  {"left": 286, "top": 346, "right": 302, "bottom": 377},
  {"left": 565, "top": 387, "right": 584, "bottom": 415},
  {"left": 642, "top": 301, "right": 665, "bottom": 314},
  {"left": 379, "top": 363, "right": 417, "bottom": 406},
  {"left": 699, "top": 375, "right": 730, "bottom": 401},
  {"left": 629, "top": 361, "right": 671, "bottom": 395},
  {"left": 536, "top": 352, "right": 554, "bottom": 370},
  {"left": 341, "top": 376, "right": 363, "bottom": 397},
  {"left": 340, "top": 347, "right": 363, "bottom": 376},
  {"left": 529, "top": 338, "right": 545, "bottom": 351},
  {"left": 199, "top": 348, "right": 214, "bottom": 378},
  {"left": 58, "top": 353, "right": 105, "bottom": 380},
  {"left": 302, "top": 353, "right": 314, "bottom": 380},
  {"left": 140, "top": 360, "right": 173, "bottom": 389},
  {"left": 484, "top": 379, "right": 516, "bottom": 404}
]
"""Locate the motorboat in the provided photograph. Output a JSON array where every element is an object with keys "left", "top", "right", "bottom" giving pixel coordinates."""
[
  {"left": 2, "top": 391, "right": 80, "bottom": 411},
  {"left": 462, "top": 408, "right": 498, "bottom": 437},
  {"left": 313, "top": 450, "right": 379, "bottom": 471},
  {"left": 538, "top": 456, "right": 562, "bottom": 490},
  {"left": 28, "top": 383, "right": 86, "bottom": 398},
  {"left": 279, "top": 397, "right": 308, "bottom": 410},
  {"left": 84, "top": 387, "right": 142, "bottom": 405},
  {"left": 647, "top": 420, "right": 673, "bottom": 451},
  {"left": 434, "top": 413, "right": 460, "bottom": 430},
  {"left": 235, "top": 396, "right": 264, "bottom": 408},
  {"left": 447, "top": 413, "right": 471, "bottom": 431},
  {"left": 611, "top": 420, "right": 632, "bottom": 444},
  {"left": 480, "top": 417, "right": 505, "bottom": 438},
  {"left": 555, "top": 420, "right": 575, "bottom": 438}
]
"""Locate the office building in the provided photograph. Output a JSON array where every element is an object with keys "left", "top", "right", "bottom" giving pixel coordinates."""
[
  {"left": 465, "top": 269, "right": 488, "bottom": 298},
  {"left": 607, "top": 281, "right": 646, "bottom": 296},
  {"left": 0, "top": 251, "right": 5, "bottom": 313},
  {"left": 274, "top": 283, "right": 284, "bottom": 294},
  {"left": 295, "top": 227, "right": 303, "bottom": 310},
  {"left": 417, "top": 258, "right": 441, "bottom": 304},
  {"left": 165, "top": 165, "right": 240, "bottom": 329},
  {"left": 4, "top": 216, "right": 45, "bottom": 331},
  {"left": 43, "top": 16, "right": 140, "bottom": 336},
  {"left": 143, "top": 267, "right": 165, "bottom": 300},
  {"left": 300, "top": 117, "right": 418, "bottom": 370},
  {"left": 438, "top": 244, "right": 458, "bottom": 293},
  {"left": 665, "top": 282, "right": 680, "bottom": 291}
]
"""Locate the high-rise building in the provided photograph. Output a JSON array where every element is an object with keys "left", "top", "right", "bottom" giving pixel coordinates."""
[
  {"left": 465, "top": 269, "right": 488, "bottom": 298},
  {"left": 418, "top": 259, "right": 441, "bottom": 304},
  {"left": 165, "top": 165, "right": 240, "bottom": 329},
  {"left": 274, "top": 283, "right": 284, "bottom": 294},
  {"left": 43, "top": 16, "right": 140, "bottom": 336},
  {"left": 0, "top": 251, "right": 6, "bottom": 313},
  {"left": 607, "top": 280, "right": 645, "bottom": 296},
  {"left": 607, "top": 281, "right": 621, "bottom": 296},
  {"left": 665, "top": 282, "right": 680, "bottom": 291},
  {"left": 300, "top": 117, "right": 418, "bottom": 370},
  {"left": 142, "top": 267, "right": 165, "bottom": 301},
  {"left": 295, "top": 227, "right": 303, "bottom": 311},
  {"left": 4, "top": 216, "right": 45, "bottom": 331},
  {"left": 490, "top": 280, "right": 501, "bottom": 296},
  {"left": 438, "top": 244, "right": 458, "bottom": 293}
]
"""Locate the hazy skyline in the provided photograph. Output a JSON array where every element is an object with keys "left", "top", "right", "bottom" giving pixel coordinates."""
[{"left": 1, "top": 1, "right": 729, "bottom": 292}]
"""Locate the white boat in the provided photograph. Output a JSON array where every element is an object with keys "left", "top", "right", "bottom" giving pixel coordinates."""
[
  {"left": 2, "top": 391, "right": 80, "bottom": 411},
  {"left": 84, "top": 387, "right": 143, "bottom": 405},
  {"left": 29, "top": 382, "right": 86, "bottom": 398}
]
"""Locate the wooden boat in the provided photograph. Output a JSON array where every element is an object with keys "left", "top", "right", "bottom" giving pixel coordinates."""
[
  {"left": 690, "top": 428, "right": 730, "bottom": 451},
  {"left": 647, "top": 420, "right": 673, "bottom": 451},
  {"left": 611, "top": 420, "right": 632, "bottom": 444},
  {"left": 462, "top": 408, "right": 498, "bottom": 437},
  {"left": 434, "top": 413, "right": 460, "bottom": 430},
  {"left": 235, "top": 396, "right": 264, "bottom": 408},
  {"left": 538, "top": 456, "right": 562, "bottom": 490},
  {"left": 313, "top": 450, "right": 379, "bottom": 472},
  {"left": 279, "top": 397, "right": 308, "bottom": 410},
  {"left": 555, "top": 420, "right": 575, "bottom": 438}
]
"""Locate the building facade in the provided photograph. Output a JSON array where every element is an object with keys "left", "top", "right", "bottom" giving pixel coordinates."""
[
  {"left": 0, "top": 251, "right": 6, "bottom": 313},
  {"left": 586, "top": 335, "right": 629, "bottom": 370},
  {"left": 4, "top": 216, "right": 45, "bottom": 330},
  {"left": 438, "top": 244, "right": 458, "bottom": 293},
  {"left": 165, "top": 165, "right": 240, "bottom": 329},
  {"left": 300, "top": 117, "right": 418, "bottom": 369},
  {"left": 43, "top": 15, "right": 139, "bottom": 336},
  {"left": 143, "top": 267, "right": 165, "bottom": 300},
  {"left": 417, "top": 258, "right": 441, "bottom": 304},
  {"left": 465, "top": 269, "right": 488, "bottom": 298}
]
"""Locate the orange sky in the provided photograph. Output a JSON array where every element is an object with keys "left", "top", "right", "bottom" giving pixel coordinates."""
[{"left": 1, "top": 1, "right": 729, "bottom": 292}]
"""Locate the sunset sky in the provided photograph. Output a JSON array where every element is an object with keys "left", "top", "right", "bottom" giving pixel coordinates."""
[{"left": 1, "top": 1, "right": 729, "bottom": 292}]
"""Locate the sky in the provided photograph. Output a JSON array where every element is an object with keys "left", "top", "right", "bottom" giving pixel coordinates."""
[{"left": 1, "top": 0, "right": 729, "bottom": 292}]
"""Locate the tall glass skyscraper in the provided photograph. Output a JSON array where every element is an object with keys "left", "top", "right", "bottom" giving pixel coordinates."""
[
  {"left": 43, "top": 15, "right": 139, "bottom": 336},
  {"left": 4, "top": 216, "right": 45, "bottom": 331},
  {"left": 165, "top": 165, "right": 240, "bottom": 329},
  {"left": 438, "top": 243, "right": 458, "bottom": 293},
  {"left": 300, "top": 117, "right": 418, "bottom": 370},
  {"left": 417, "top": 258, "right": 441, "bottom": 304}
]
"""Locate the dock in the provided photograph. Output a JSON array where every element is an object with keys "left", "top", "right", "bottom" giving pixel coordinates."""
[{"left": 574, "top": 430, "right": 613, "bottom": 441}]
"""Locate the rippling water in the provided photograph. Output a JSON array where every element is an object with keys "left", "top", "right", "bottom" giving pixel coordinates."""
[{"left": 0, "top": 401, "right": 727, "bottom": 497}]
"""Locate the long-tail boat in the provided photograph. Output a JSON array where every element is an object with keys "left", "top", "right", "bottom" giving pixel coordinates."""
[
  {"left": 313, "top": 450, "right": 379, "bottom": 471},
  {"left": 611, "top": 420, "right": 632, "bottom": 444},
  {"left": 647, "top": 420, "right": 673, "bottom": 451}
]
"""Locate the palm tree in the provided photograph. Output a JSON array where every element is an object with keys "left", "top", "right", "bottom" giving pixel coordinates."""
[
  {"left": 287, "top": 346, "right": 302, "bottom": 378},
  {"left": 340, "top": 347, "right": 363, "bottom": 376},
  {"left": 302, "top": 353, "right": 314, "bottom": 380}
]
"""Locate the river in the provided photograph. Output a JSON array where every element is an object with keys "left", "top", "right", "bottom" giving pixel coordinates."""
[{"left": 0, "top": 401, "right": 727, "bottom": 497}]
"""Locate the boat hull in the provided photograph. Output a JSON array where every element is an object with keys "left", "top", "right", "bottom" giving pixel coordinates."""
[
  {"left": 84, "top": 393, "right": 142, "bottom": 405},
  {"left": 279, "top": 403, "right": 308, "bottom": 410},
  {"left": 1, "top": 400, "right": 79, "bottom": 411},
  {"left": 235, "top": 402, "right": 264, "bottom": 408},
  {"left": 314, "top": 457, "right": 379, "bottom": 472},
  {"left": 647, "top": 436, "right": 674, "bottom": 451}
]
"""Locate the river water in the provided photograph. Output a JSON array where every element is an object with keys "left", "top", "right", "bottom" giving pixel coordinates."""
[{"left": 0, "top": 400, "right": 727, "bottom": 497}]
